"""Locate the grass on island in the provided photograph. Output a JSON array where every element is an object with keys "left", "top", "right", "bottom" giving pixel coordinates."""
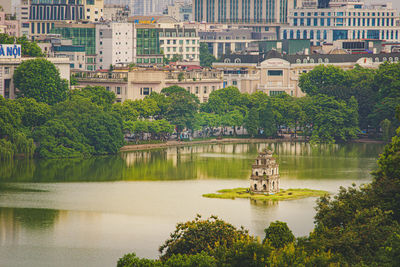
[{"left": 203, "top": 188, "right": 329, "bottom": 201}]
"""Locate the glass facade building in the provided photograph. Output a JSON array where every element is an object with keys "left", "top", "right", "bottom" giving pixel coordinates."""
[
  {"left": 28, "top": 0, "right": 85, "bottom": 35},
  {"left": 135, "top": 27, "right": 163, "bottom": 65},
  {"left": 51, "top": 25, "right": 96, "bottom": 55},
  {"left": 194, "top": 0, "right": 294, "bottom": 24}
]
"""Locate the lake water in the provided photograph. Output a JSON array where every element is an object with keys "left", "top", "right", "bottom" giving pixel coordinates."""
[{"left": 0, "top": 142, "right": 383, "bottom": 267}]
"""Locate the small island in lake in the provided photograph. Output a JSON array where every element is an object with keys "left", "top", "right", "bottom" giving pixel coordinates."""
[
  {"left": 202, "top": 187, "right": 329, "bottom": 201},
  {"left": 203, "top": 149, "right": 329, "bottom": 201}
]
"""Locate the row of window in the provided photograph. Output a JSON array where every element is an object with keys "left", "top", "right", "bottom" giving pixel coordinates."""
[
  {"left": 293, "top": 57, "right": 400, "bottom": 64},
  {"left": 293, "top": 17, "right": 395, "bottom": 27},
  {"left": 160, "top": 39, "right": 199, "bottom": 45},
  {"left": 136, "top": 57, "right": 163, "bottom": 64},
  {"left": 187, "top": 85, "right": 217, "bottom": 95},
  {"left": 30, "top": 4, "right": 84, "bottom": 21},
  {"left": 164, "top": 47, "right": 198, "bottom": 53},
  {"left": 293, "top": 11, "right": 395, "bottom": 17},
  {"left": 31, "top": 22, "right": 53, "bottom": 34},
  {"left": 282, "top": 29, "right": 399, "bottom": 41},
  {"left": 165, "top": 54, "right": 197, "bottom": 60},
  {"left": 159, "top": 32, "right": 196, "bottom": 37}
]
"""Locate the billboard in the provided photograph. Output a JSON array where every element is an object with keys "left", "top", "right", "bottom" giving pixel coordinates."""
[{"left": 0, "top": 44, "right": 22, "bottom": 59}]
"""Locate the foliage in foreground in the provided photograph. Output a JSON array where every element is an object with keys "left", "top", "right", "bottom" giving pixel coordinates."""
[{"left": 118, "top": 121, "right": 400, "bottom": 266}]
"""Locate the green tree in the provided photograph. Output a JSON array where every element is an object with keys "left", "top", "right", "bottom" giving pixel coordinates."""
[
  {"left": 380, "top": 119, "right": 393, "bottom": 142},
  {"left": 162, "top": 86, "right": 199, "bottom": 138},
  {"left": 347, "top": 66, "right": 377, "bottom": 129},
  {"left": 202, "top": 86, "right": 246, "bottom": 115},
  {"left": 70, "top": 86, "right": 116, "bottom": 109},
  {"left": 371, "top": 117, "right": 400, "bottom": 222},
  {"left": 213, "top": 240, "right": 273, "bottom": 267},
  {"left": 13, "top": 58, "right": 68, "bottom": 105},
  {"left": 258, "top": 101, "right": 277, "bottom": 137},
  {"left": 374, "top": 62, "right": 400, "bottom": 99},
  {"left": 368, "top": 97, "right": 400, "bottom": 129},
  {"left": 244, "top": 108, "right": 259, "bottom": 137},
  {"left": 303, "top": 95, "right": 359, "bottom": 144},
  {"left": 200, "top": 43, "right": 217, "bottom": 68},
  {"left": 34, "top": 97, "right": 124, "bottom": 157},
  {"left": 117, "top": 253, "right": 161, "bottom": 267},
  {"left": 159, "top": 215, "right": 251, "bottom": 260},
  {"left": 263, "top": 221, "right": 295, "bottom": 249},
  {"left": 299, "top": 65, "right": 350, "bottom": 98}
]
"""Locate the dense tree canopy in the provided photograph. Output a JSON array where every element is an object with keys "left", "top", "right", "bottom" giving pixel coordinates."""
[
  {"left": 13, "top": 58, "right": 68, "bottom": 105},
  {"left": 299, "top": 63, "right": 400, "bottom": 137},
  {"left": 199, "top": 43, "right": 217, "bottom": 68}
]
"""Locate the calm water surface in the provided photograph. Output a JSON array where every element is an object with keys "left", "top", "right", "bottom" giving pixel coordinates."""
[{"left": 0, "top": 142, "right": 383, "bottom": 267}]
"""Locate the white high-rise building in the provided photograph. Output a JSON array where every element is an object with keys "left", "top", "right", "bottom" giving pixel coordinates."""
[{"left": 96, "top": 22, "right": 134, "bottom": 69}]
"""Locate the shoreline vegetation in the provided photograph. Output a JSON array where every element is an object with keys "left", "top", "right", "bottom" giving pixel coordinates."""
[
  {"left": 202, "top": 188, "right": 329, "bottom": 201},
  {"left": 120, "top": 137, "right": 384, "bottom": 152}
]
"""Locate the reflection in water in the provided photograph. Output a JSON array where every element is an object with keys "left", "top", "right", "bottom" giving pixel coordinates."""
[
  {"left": 0, "top": 142, "right": 384, "bottom": 266},
  {"left": 0, "top": 142, "right": 383, "bottom": 183}
]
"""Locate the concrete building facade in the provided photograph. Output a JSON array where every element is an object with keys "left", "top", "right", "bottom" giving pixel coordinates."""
[
  {"left": 96, "top": 22, "right": 134, "bottom": 70},
  {"left": 159, "top": 26, "right": 199, "bottom": 62},
  {"left": 280, "top": 1, "right": 400, "bottom": 45}
]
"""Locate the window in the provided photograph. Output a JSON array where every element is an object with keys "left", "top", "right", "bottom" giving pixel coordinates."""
[
  {"left": 117, "top": 87, "right": 121, "bottom": 94},
  {"left": 195, "top": 86, "right": 199, "bottom": 94},
  {"left": 232, "top": 80, "right": 237, "bottom": 85},
  {"left": 203, "top": 86, "right": 207, "bottom": 93},
  {"left": 142, "top": 88, "right": 150, "bottom": 95},
  {"left": 270, "top": 91, "right": 284, "bottom": 96},
  {"left": 267, "top": 70, "right": 283, "bottom": 76}
]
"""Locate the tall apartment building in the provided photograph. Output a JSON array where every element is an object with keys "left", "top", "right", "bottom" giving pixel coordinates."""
[
  {"left": 96, "top": 22, "right": 134, "bottom": 69},
  {"left": 280, "top": 1, "right": 400, "bottom": 45},
  {"left": 19, "top": 0, "right": 103, "bottom": 37},
  {"left": 193, "top": 0, "right": 297, "bottom": 25}
]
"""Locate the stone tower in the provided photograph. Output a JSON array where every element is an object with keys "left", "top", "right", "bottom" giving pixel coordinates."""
[{"left": 250, "top": 149, "right": 280, "bottom": 194}]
